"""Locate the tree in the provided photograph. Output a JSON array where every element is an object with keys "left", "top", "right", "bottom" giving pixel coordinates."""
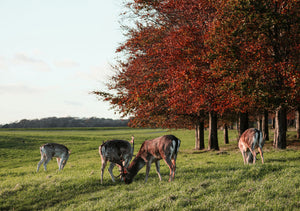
[
  {"left": 262, "top": 110, "right": 269, "bottom": 140},
  {"left": 223, "top": 123, "right": 229, "bottom": 144},
  {"left": 94, "top": 0, "right": 299, "bottom": 151},
  {"left": 207, "top": 0, "right": 299, "bottom": 149},
  {"left": 274, "top": 106, "right": 287, "bottom": 148},
  {"left": 95, "top": 0, "right": 222, "bottom": 150},
  {"left": 208, "top": 111, "right": 219, "bottom": 150},
  {"left": 239, "top": 112, "right": 249, "bottom": 139},
  {"left": 296, "top": 106, "right": 300, "bottom": 139}
]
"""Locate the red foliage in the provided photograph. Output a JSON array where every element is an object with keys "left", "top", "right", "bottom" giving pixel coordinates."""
[
  {"left": 208, "top": 0, "right": 300, "bottom": 113},
  {"left": 94, "top": 0, "right": 299, "bottom": 128}
]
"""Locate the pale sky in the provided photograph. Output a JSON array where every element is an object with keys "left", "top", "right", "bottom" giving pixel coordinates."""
[{"left": 0, "top": 0, "right": 125, "bottom": 124}]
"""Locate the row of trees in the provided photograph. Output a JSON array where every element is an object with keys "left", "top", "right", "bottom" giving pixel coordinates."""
[
  {"left": 94, "top": 0, "right": 299, "bottom": 149},
  {"left": 1, "top": 117, "right": 129, "bottom": 128}
]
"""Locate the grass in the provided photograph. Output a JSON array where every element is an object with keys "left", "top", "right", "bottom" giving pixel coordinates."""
[{"left": 0, "top": 128, "right": 299, "bottom": 210}]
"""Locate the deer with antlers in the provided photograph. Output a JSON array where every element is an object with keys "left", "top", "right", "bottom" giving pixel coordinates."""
[
  {"left": 99, "top": 136, "right": 134, "bottom": 184},
  {"left": 122, "top": 135, "right": 181, "bottom": 184},
  {"left": 238, "top": 128, "right": 265, "bottom": 164}
]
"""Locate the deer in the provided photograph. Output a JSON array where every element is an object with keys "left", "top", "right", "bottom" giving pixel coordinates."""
[
  {"left": 238, "top": 128, "right": 265, "bottom": 164},
  {"left": 122, "top": 135, "right": 181, "bottom": 184},
  {"left": 99, "top": 136, "right": 134, "bottom": 184},
  {"left": 37, "top": 143, "right": 70, "bottom": 172}
]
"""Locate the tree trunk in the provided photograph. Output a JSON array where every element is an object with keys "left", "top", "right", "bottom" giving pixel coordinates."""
[
  {"left": 257, "top": 116, "right": 262, "bottom": 131},
  {"left": 296, "top": 106, "right": 300, "bottom": 139},
  {"left": 272, "top": 117, "right": 275, "bottom": 129},
  {"left": 274, "top": 106, "right": 287, "bottom": 149},
  {"left": 195, "top": 125, "right": 200, "bottom": 150},
  {"left": 224, "top": 123, "right": 229, "bottom": 144},
  {"left": 262, "top": 110, "right": 269, "bottom": 140},
  {"left": 238, "top": 112, "right": 249, "bottom": 139},
  {"left": 195, "top": 121, "right": 205, "bottom": 150},
  {"left": 208, "top": 111, "right": 219, "bottom": 150}
]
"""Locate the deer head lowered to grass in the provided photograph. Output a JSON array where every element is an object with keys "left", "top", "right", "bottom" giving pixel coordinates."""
[
  {"left": 37, "top": 143, "right": 70, "bottom": 172},
  {"left": 238, "top": 128, "right": 265, "bottom": 164},
  {"left": 99, "top": 136, "right": 134, "bottom": 184},
  {"left": 122, "top": 135, "right": 181, "bottom": 184}
]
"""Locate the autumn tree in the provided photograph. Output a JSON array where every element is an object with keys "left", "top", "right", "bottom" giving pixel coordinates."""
[
  {"left": 208, "top": 0, "right": 299, "bottom": 148},
  {"left": 94, "top": 0, "right": 299, "bottom": 151},
  {"left": 95, "top": 0, "right": 223, "bottom": 150},
  {"left": 296, "top": 106, "right": 300, "bottom": 139}
]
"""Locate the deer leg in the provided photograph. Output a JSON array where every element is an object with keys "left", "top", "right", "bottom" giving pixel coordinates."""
[
  {"left": 37, "top": 156, "right": 45, "bottom": 172},
  {"left": 59, "top": 157, "right": 67, "bottom": 170},
  {"left": 171, "top": 159, "right": 176, "bottom": 180},
  {"left": 163, "top": 158, "right": 174, "bottom": 182},
  {"left": 248, "top": 148, "right": 257, "bottom": 164},
  {"left": 100, "top": 160, "right": 107, "bottom": 184},
  {"left": 123, "top": 158, "right": 130, "bottom": 169},
  {"left": 241, "top": 150, "right": 247, "bottom": 164},
  {"left": 43, "top": 157, "right": 51, "bottom": 171},
  {"left": 155, "top": 161, "right": 162, "bottom": 181},
  {"left": 56, "top": 158, "right": 61, "bottom": 170},
  {"left": 246, "top": 151, "right": 253, "bottom": 163},
  {"left": 145, "top": 162, "right": 151, "bottom": 183},
  {"left": 108, "top": 162, "right": 116, "bottom": 182},
  {"left": 258, "top": 147, "right": 264, "bottom": 164}
]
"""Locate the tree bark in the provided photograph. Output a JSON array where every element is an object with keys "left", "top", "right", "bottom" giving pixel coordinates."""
[
  {"left": 274, "top": 106, "right": 287, "bottom": 149},
  {"left": 262, "top": 110, "right": 269, "bottom": 140},
  {"left": 257, "top": 116, "right": 262, "bottom": 131},
  {"left": 272, "top": 117, "right": 275, "bottom": 129},
  {"left": 296, "top": 106, "right": 300, "bottom": 139},
  {"left": 195, "top": 125, "right": 200, "bottom": 150},
  {"left": 224, "top": 123, "right": 229, "bottom": 144},
  {"left": 195, "top": 121, "right": 205, "bottom": 150},
  {"left": 208, "top": 111, "right": 219, "bottom": 150},
  {"left": 238, "top": 112, "right": 249, "bottom": 139}
]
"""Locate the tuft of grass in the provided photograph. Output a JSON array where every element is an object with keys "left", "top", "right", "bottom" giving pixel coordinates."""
[{"left": 0, "top": 128, "right": 299, "bottom": 210}]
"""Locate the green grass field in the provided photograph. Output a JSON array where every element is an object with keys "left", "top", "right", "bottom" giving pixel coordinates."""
[{"left": 0, "top": 128, "right": 299, "bottom": 210}]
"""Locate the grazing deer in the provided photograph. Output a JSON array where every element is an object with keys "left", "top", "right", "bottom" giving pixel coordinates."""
[
  {"left": 122, "top": 135, "right": 181, "bottom": 184},
  {"left": 238, "top": 128, "right": 265, "bottom": 164},
  {"left": 37, "top": 143, "right": 70, "bottom": 172},
  {"left": 99, "top": 136, "right": 134, "bottom": 184}
]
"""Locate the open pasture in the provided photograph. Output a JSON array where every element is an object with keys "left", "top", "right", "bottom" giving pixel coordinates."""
[{"left": 0, "top": 128, "right": 299, "bottom": 210}]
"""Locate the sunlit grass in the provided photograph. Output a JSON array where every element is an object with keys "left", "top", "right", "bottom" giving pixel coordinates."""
[{"left": 0, "top": 128, "right": 299, "bottom": 210}]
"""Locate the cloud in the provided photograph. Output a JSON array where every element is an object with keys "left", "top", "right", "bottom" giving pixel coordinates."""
[
  {"left": 0, "top": 84, "right": 41, "bottom": 94},
  {"left": 74, "top": 64, "right": 113, "bottom": 82},
  {"left": 54, "top": 59, "right": 80, "bottom": 68},
  {"left": 13, "top": 53, "right": 51, "bottom": 72},
  {"left": 64, "top": 100, "right": 83, "bottom": 106},
  {"left": 0, "top": 56, "right": 9, "bottom": 71}
]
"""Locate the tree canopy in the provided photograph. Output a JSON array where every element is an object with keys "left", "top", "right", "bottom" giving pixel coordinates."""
[{"left": 94, "top": 0, "right": 299, "bottom": 137}]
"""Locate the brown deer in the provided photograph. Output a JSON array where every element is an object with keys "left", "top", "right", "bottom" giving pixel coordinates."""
[
  {"left": 37, "top": 143, "right": 70, "bottom": 172},
  {"left": 122, "top": 135, "right": 181, "bottom": 184},
  {"left": 99, "top": 136, "right": 134, "bottom": 184},
  {"left": 238, "top": 128, "right": 265, "bottom": 164}
]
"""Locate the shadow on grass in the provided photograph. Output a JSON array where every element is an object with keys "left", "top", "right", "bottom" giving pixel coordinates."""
[
  {"left": 1, "top": 176, "right": 119, "bottom": 210},
  {"left": 0, "top": 135, "right": 46, "bottom": 151},
  {"left": 180, "top": 149, "right": 210, "bottom": 155},
  {"left": 267, "top": 156, "right": 300, "bottom": 163},
  {"left": 177, "top": 161, "right": 284, "bottom": 183}
]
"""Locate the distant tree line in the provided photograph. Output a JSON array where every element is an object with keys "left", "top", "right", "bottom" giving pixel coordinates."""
[{"left": 1, "top": 117, "right": 129, "bottom": 128}]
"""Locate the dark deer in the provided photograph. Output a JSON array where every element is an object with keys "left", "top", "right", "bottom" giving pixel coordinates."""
[
  {"left": 37, "top": 143, "right": 70, "bottom": 172},
  {"left": 123, "top": 135, "right": 181, "bottom": 184},
  {"left": 99, "top": 136, "right": 134, "bottom": 184},
  {"left": 238, "top": 128, "right": 265, "bottom": 164}
]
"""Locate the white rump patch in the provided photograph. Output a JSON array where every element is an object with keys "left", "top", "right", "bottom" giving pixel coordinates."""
[{"left": 170, "top": 140, "right": 176, "bottom": 155}]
